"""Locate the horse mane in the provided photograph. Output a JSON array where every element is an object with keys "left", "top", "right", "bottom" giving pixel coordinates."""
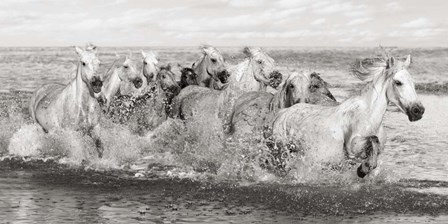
[
  {"left": 103, "top": 56, "right": 127, "bottom": 82},
  {"left": 242, "top": 47, "right": 263, "bottom": 58},
  {"left": 270, "top": 73, "right": 296, "bottom": 111},
  {"left": 310, "top": 72, "right": 329, "bottom": 87},
  {"left": 349, "top": 56, "right": 400, "bottom": 83}
]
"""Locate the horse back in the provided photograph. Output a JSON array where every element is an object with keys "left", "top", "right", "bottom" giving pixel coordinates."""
[{"left": 227, "top": 91, "right": 274, "bottom": 136}]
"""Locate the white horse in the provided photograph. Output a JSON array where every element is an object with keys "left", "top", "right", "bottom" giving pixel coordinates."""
[
  {"left": 225, "top": 72, "right": 337, "bottom": 137},
  {"left": 270, "top": 55, "right": 424, "bottom": 177},
  {"left": 29, "top": 45, "right": 104, "bottom": 156},
  {"left": 97, "top": 55, "right": 145, "bottom": 111},
  {"left": 230, "top": 47, "right": 278, "bottom": 92},
  {"left": 141, "top": 50, "right": 159, "bottom": 84},
  {"left": 173, "top": 47, "right": 282, "bottom": 120},
  {"left": 192, "top": 45, "right": 230, "bottom": 90}
]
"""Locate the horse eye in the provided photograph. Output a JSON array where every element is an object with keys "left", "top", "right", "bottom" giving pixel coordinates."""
[
  {"left": 394, "top": 80, "right": 403, "bottom": 86},
  {"left": 310, "top": 85, "right": 319, "bottom": 90},
  {"left": 143, "top": 61, "right": 147, "bottom": 65},
  {"left": 210, "top": 58, "right": 217, "bottom": 63},
  {"left": 123, "top": 65, "right": 129, "bottom": 69},
  {"left": 82, "top": 62, "right": 86, "bottom": 66},
  {"left": 162, "top": 75, "right": 166, "bottom": 79},
  {"left": 257, "top": 60, "right": 263, "bottom": 64},
  {"left": 289, "top": 84, "right": 294, "bottom": 89}
]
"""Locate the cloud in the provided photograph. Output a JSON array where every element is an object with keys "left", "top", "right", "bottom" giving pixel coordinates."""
[
  {"left": 401, "top": 17, "right": 434, "bottom": 28},
  {"left": 311, "top": 18, "right": 326, "bottom": 25},
  {"left": 346, "top": 18, "right": 371, "bottom": 26},
  {"left": 227, "top": 0, "right": 264, "bottom": 7},
  {"left": 385, "top": 1, "right": 403, "bottom": 12}
]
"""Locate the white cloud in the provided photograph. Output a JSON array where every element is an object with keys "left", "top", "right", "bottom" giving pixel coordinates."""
[
  {"left": 228, "top": 0, "right": 264, "bottom": 7},
  {"left": 346, "top": 18, "right": 371, "bottom": 26},
  {"left": 401, "top": 17, "right": 434, "bottom": 28},
  {"left": 386, "top": 1, "right": 403, "bottom": 12},
  {"left": 311, "top": 18, "right": 326, "bottom": 25}
]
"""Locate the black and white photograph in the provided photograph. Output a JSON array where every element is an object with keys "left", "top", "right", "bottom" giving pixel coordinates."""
[{"left": 0, "top": 0, "right": 447, "bottom": 223}]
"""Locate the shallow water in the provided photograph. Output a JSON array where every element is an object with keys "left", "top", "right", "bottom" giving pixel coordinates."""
[{"left": 0, "top": 47, "right": 448, "bottom": 222}]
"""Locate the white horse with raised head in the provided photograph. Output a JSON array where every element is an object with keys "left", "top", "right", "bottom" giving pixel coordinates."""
[
  {"left": 230, "top": 47, "right": 279, "bottom": 92},
  {"left": 141, "top": 50, "right": 159, "bottom": 84},
  {"left": 172, "top": 47, "right": 282, "bottom": 121},
  {"left": 97, "top": 54, "right": 145, "bottom": 111},
  {"left": 29, "top": 45, "right": 104, "bottom": 157},
  {"left": 225, "top": 72, "right": 337, "bottom": 137},
  {"left": 192, "top": 45, "right": 230, "bottom": 90},
  {"left": 270, "top": 55, "right": 425, "bottom": 177}
]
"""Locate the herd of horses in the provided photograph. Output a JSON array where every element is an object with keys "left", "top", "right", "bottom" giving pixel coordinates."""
[{"left": 28, "top": 43, "right": 425, "bottom": 178}]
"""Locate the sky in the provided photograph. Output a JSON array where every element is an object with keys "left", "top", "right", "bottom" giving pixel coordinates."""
[{"left": 0, "top": 0, "right": 446, "bottom": 47}]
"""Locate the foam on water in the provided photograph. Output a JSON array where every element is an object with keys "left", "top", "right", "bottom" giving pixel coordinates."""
[{"left": 2, "top": 93, "right": 446, "bottom": 188}]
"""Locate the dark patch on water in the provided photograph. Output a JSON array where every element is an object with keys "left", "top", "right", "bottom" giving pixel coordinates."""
[{"left": 1, "top": 157, "right": 448, "bottom": 221}]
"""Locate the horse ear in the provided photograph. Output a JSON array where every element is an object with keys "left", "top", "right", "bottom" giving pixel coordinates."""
[
  {"left": 75, "top": 46, "right": 83, "bottom": 56},
  {"left": 403, "top": 55, "right": 411, "bottom": 68},
  {"left": 86, "top": 43, "right": 97, "bottom": 53},
  {"left": 177, "top": 63, "right": 184, "bottom": 70},
  {"left": 242, "top": 47, "right": 252, "bottom": 57},
  {"left": 387, "top": 56, "right": 396, "bottom": 69},
  {"left": 153, "top": 51, "right": 159, "bottom": 61},
  {"left": 166, "top": 64, "right": 172, "bottom": 71},
  {"left": 141, "top": 50, "right": 146, "bottom": 58}
]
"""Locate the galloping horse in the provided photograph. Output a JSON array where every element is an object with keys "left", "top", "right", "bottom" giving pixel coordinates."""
[
  {"left": 270, "top": 55, "right": 425, "bottom": 177},
  {"left": 230, "top": 47, "right": 279, "bottom": 92},
  {"left": 107, "top": 64, "right": 180, "bottom": 135},
  {"left": 172, "top": 47, "right": 282, "bottom": 123},
  {"left": 29, "top": 45, "right": 104, "bottom": 156},
  {"left": 141, "top": 50, "right": 159, "bottom": 84},
  {"left": 192, "top": 45, "right": 230, "bottom": 90},
  {"left": 96, "top": 55, "right": 145, "bottom": 111},
  {"left": 225, "top": 72, "right": 337, "bottom": 137}
]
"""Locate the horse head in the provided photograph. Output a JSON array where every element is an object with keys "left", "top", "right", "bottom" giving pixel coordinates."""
[
  {"left": 157, "top": 64, "right": 181, "bottom": 97},
  {"left": 75, "top": 45, "right": 102, "bottom": 94},
  {"left": 141, "top": 50, "right": 159, "bottom": 84},
  {"left": 385, "top": 55, "right": 424, "bottom": 121},
  {"left": 114, "top": 54, "right": 146, "bottom": 96},
  {"left": 243, "top": 47, "right": 277, "bottom": 86},
  {"left": 178, "top": 63, "right": 199, "bottom": 88},
  {"left": 199, "top": 45, "right": 230, "bottom": 86},
  {"left": 354, "top": 55, "right": 425, "bottom": 122},
  {"left": 278, "top": 72, "right": 311, "bottom": 108}
]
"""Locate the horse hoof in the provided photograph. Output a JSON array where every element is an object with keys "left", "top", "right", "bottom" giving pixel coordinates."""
[{"left": 357, "top": 165, "right": 367, "bottom": 178}]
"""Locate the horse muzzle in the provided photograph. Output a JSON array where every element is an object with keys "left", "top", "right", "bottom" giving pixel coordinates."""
[
  {"left": 133, "top": 77, "right": 143, "bottom": 89},
  {"left": 217, "top": 70, "right": 231, "bottom": 84},
  {"left": 91, "top": 76, "right": 103, "bottom": 94},
  {"left": 406, "top": 103, "right": 425, "bottom": 122},
  {"left": 269, "top": 70, "right": 283, "bottom": 89}
]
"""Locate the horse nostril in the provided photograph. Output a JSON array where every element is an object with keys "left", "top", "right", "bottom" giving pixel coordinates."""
[{"left": 134, "top": 78, "right": 143, "bottom": 89}]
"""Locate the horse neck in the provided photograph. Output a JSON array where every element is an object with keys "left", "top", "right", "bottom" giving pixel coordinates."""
[
  {"left": 72, "top": 62, "right": 94, "bottom": 107},
  {"left": 103, "top": 69, "right": 121, "bottom": 101},
  {"left": 269, "top": 90, "right": 284, "bottom": 112},
  {"left": 339, "top": 72, "right": 390, "bottom": 131},
  {"left": 193, "top": 55, "right": 208, "bottom": 79}
]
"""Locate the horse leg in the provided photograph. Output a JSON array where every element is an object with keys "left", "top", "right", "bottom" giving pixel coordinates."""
[
  {"left": 88, "top": 125, "right": 103, "bottom": 158},
  {"left": 357, "top": 135, "right": 381, "bottom": 178}
]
